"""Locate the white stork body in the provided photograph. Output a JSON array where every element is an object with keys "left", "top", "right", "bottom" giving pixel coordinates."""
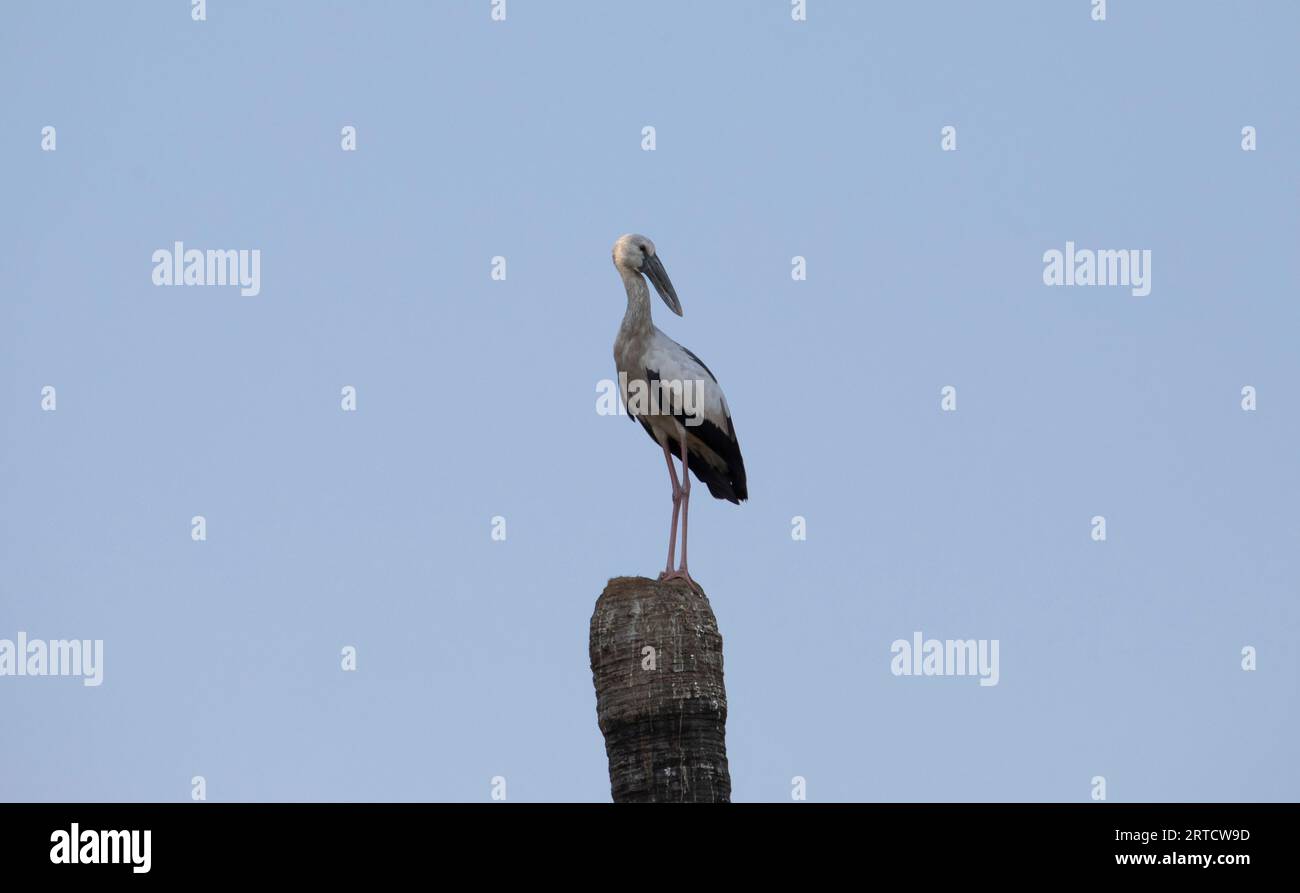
[
  {"left": 610, "top": 234, "right": 746, "bottom": 586},
  {"left": 615, "top": 325, "right": 745, "bottom": 502}
]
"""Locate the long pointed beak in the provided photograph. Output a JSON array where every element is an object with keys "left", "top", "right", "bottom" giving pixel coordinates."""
[{"left": 643, "top": 254, "right": 682, "bottom": 316}]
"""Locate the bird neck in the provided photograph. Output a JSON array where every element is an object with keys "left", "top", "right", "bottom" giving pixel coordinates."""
[{"left": 618, "top": 269, "right": 654, "bottom": 339}]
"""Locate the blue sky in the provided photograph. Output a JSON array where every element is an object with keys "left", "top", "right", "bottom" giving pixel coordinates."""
[{"left": 1, "top": 1, "right": 1297, "bottom": 802}]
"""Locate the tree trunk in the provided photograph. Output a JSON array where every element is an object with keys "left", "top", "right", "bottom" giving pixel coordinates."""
[{"left": 589, "top": 576, "right": 731, "bottom": 803}]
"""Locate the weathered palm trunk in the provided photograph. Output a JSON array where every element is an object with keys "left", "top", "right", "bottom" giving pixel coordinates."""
[{"left": 589, "top": 576, "right": 731, "bottom": 802}]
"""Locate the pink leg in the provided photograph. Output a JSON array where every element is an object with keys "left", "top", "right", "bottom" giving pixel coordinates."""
[
  {"left": 659, "top": 439, "right": 682, "bottom": 577},
  {"left": 677, "top": 435, "right": 693, "bottom": 581},
  {"left": 659, "top": 434, "right": 699, "bottom": 589}
]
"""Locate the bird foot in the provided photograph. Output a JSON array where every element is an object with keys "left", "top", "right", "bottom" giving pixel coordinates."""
[{"left": 657, "top": 569, "right": 703, "bottom": 593}]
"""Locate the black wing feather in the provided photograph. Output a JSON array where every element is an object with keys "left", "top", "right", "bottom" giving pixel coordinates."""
[{"left": 636, "top": 367, "right": 748, "bottom": 504}]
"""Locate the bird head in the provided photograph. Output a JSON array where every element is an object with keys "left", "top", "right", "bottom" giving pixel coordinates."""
[{"left": 612, "top": 233, "right": 682, "bottom": 316}]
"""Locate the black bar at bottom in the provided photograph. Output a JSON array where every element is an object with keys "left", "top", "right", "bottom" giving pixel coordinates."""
[{"left": 0, "top": 803, "right": 1286, "bottom": 878}]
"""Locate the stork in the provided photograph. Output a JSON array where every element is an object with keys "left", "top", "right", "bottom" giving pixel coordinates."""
[{"left": 611, "top": 233, "right": 747, "bottom": 588}]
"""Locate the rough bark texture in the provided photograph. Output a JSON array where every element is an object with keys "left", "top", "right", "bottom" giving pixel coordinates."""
[{"left": 589, "top": 576, "right": 730, "bottom": 803}]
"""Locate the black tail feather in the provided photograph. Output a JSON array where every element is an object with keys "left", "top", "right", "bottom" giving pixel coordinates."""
[{"left": 639, "top": 417, "right": 747, "bottom": 504}]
